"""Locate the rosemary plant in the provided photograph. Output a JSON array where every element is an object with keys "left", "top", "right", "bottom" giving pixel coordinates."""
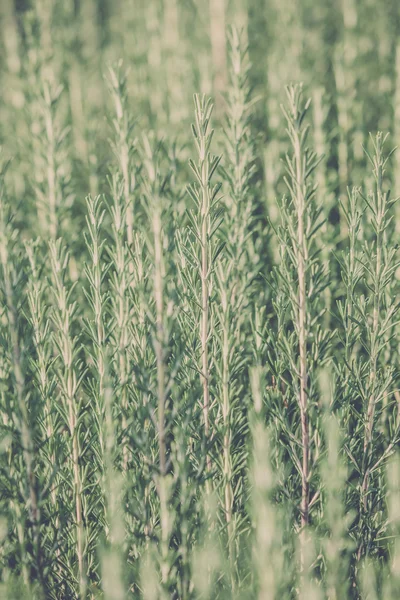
[
  {"left": 1, "top": 3, "right": 400, "bottom": 598},
  {"left": 185, "top": 94, "right": 223, "bottom": 486},
  {"left": 266, "top": 84, "right": 331, "bottom": 557}
]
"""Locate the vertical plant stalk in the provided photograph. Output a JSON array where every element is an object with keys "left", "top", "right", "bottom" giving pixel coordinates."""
[
  {"left": 280, "top": 86, "right": 325, "bottom": 561},
  {"left": 201, "top": 164, "right": 211, "bottom": 466},
  {"left": 26, "top": 242, "right": 61, "bottom": 584},
  {"left": 216, "top": 27, "right": 257, "bottom": 576},
  {"left": 296, "top": 160, "right": 309, "bottom": 535},
  {"left": 30, "top": 77, "right": 69, "bottom": 240},
  {"left": 221, "top": 307, "right": 233, "bottom": 540},
  {"left": 345, "top": 189, "right": 359, "bottom": 345},
  {"left": 288, "top": 90, "right": 310, "bottom": 532},
  {"left": 154, "top": 204, "right": 170, "bottom": 586},
  {"left": 84, "top": 195, "right": 109, "bottom": 543},
  {"left": 360, "top": 135, "right": 394, "bottom": 515},
  {"left": 85, "top": 201, "right": 125, "bottom": 600},
  {"left": 107, "top": 64, "right": 136, "bottom": 474},
  {"left": 109, "top": 176, "right": 130, "bottom": 472},
  {"left": 189, "top": 95, "right": 221, "bottom": 483},
  {"left": 339, "top": 187, "right": 362, "bottom": 389},
  {"left": 215, "top": 262, "right": 237, "bottom": 577},
  {"left": 84, "top": 195, "right": 107, "bottom": 451},
  {"left": 153, "top": 204, "right": 166, "bottom": 478},
  {"left": 26, "top": 243, "right": 55, "bottom": 481},
  {"left": 0, "top": 201, "right": 41, "bottom": 587},
  {"left": 84, "top": 200, "right": 125, "bottom": 600},
  {"left": 49, "top": 241, "right": 86, "bottom": 597}
]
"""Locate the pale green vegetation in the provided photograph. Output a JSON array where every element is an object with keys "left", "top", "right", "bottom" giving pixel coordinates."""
[{"left": 0, "top": 1, "right": 400, "bottom": 598}]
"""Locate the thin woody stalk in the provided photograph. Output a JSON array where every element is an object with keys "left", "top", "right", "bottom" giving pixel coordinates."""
[
  {"left": 201, "top": 163, "right": 211, "bottom": 459},
  {"left": 363, "top": 150, "right": 383, "bottom": 456},
  {"left": 295, "top": 144, "right": 310, "bottom": 533},
  {"left": 153, "top": 203, "right": 170, "bottom": 586},
  {"left": 107, "top": 64, "right": 136, "bottom": 473},
  {"left": 189, "top": 95, "right": 222, "bottom": 485},
  {"left": 359, "top": 134, "right": 396, "bottom": 536},
  {"left": 108, "top": 176, "right": 131, "bottom": 473},
  {"left": 222, "top": 317, "right": 233, "bottom": 536},
  {"left": 0, "top": 200, "right": 41, "bottom": 587},
  {"left": 215, "top": 263, "right": 235, "bottom": 561},
  {"left": 279, "top": 85, "right": 326, "bottom": 555},
  {"left": 289, "top": 92, "right": 310, "bottom": 531},
  {"left": 26, "top": 242, "right": 61, "bottom": 585},
  {"left": 338, "top": 187, "right": 362, "bottom": 389},
  {"left": 49, "top": 241, "right": 86, "bottom": 597},
  {"left": 154, "top": 205, "right": 167, "bottom": 478},
  {"left": 218, "top": 29, "right": 256, "bottom": 579},
  {"left": 84, "top": 195, "right": 107, "bottom": 459}
]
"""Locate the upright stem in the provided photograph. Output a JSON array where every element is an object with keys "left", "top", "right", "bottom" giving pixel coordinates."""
[
  {"left": 281, "top": 86, "right": 322, "bottom": 560},
  {"left": 153, "top": 205, "right": 170, "bottom": 584},
  {"left": 109, "top": 178, "right": 130, "bottom": 473},
  {"left": 356, "top": 133, "right": 394, "bottom": 561},
  {"left": 50, "top": 242, "right": 86, "bottom": 597},
  {"left": 221, "top": 315, "right": 234, "bottom": 571},
  {"left": 0, "top": 206, "right": 41, "bottom": 585},
  {"left": 85, "top": 196, "right": 108, "bottom": 547},
  {"left": 342, "top": 187, "right": 361, "bottom": 391},
  {"left": 141, "top": 135, "right": 172, "bottom": 585},
  {"left": 364, "top": 235, "right": 381, "bottom": 456},
  {"left": 201, "top": 159, "right": 211, "bottom": 457},
  {"left": 121, "top": 135, "right": 133, "bottom": 247},
  {"left": 154, "top": 207, "right": 166, "bottom": 478},
  {"left": 1, "top": 267, "right": 39, "bottom": 580},
  {"left": 70, "top": 405, "right": 85, "bottom": 597},
  {"left": 26, "top": 244, "right": 61, "bottom": 584},
  {"left": 219, "top": 31, "right": 255, "bottom": 582},
  {"left": 294, "top": 134, "right": 310, "bottom": 533},
  {"left": 361, "top": 150, "right": 384, "bottom": 512},
  {"left": 199, "top": 131, "right": 213, "bottom": 494},
  {"left": 189, "top": 95, "right": 221, "bottom": 491}
]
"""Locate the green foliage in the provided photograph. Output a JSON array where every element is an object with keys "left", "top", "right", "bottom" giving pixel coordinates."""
[{"left": 0, "top": 2, "right": 400, "bottom": 599}]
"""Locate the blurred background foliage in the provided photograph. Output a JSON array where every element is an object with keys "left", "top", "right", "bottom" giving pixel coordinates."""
[{"left": 1, "top": 0, "right": 400, "bottom": 230}]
